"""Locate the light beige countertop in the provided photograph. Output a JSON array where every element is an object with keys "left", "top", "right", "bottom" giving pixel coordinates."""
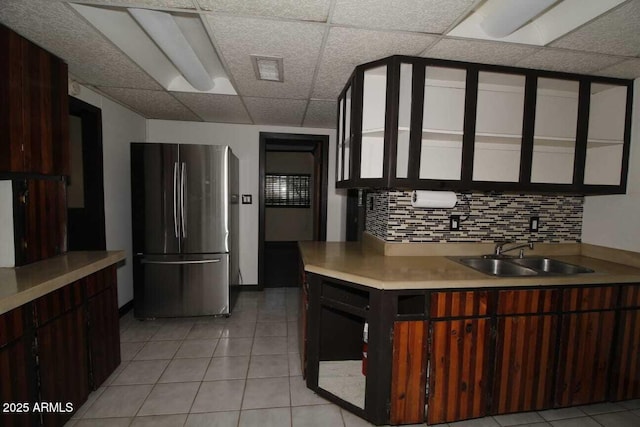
[
  {"left": 0, "top": 251, "right": 125, "bottom": 315},
  {"left": 298, "top": 241, "right": 640, "bottom": 290}
]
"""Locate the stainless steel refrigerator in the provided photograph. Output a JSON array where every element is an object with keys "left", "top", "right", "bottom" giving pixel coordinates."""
[{"left": 131, "top": 143, "right": 239, "bottom": 318}]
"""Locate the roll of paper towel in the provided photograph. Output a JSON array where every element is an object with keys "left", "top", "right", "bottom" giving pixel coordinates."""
[{"left": 411, "top": 190, "right": 457, "bottom": 208}]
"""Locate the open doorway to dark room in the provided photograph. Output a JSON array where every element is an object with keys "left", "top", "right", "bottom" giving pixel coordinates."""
[{"left": 259, "top": 132, "right": 328, "bottom": 288}]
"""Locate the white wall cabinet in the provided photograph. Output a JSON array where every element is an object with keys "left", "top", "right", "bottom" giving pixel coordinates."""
[{"left": 335, "top": 56, "right": 633, "bottom": 194}]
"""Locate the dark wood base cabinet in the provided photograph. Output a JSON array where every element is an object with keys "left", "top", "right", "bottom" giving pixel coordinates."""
[
  {"left": 0, "top": 306, "right": 39, "bottom": 427},
  {"left": 303, "top": 276, "right": 640, "bottom": 426},
  {"left": 0, "top": 265, "right": 120, "bottom": 427}
]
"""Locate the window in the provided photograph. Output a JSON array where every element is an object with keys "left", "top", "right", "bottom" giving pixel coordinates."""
[{"left": 265, "top": 174, "right": 311, "bottom": 207}]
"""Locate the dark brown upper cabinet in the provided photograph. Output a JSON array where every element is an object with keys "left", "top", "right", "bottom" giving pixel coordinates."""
[
  {"left": 0, "top": 24, "right": 69, "bottom": 177},
  {"left": 335, "top": 56, "right": 633, "bottom": 194}
]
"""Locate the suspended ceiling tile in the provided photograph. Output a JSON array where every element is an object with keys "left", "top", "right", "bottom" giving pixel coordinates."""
[
  {"left": 243, "top": 97, "right": 307, "bottom": 126},
  {"left": 70, "top": 0, "right": 197, "bottom": 9},
  {"left": 550, "top": 1, "right": 640, "bottom": 57},
  {"left": 197, "top": 0, "right": 330, "bottom": 21},
  {"left": 423, "top": 38, "right": 540, "bottom": 67},
  {"left": 312, "top": 27, "right": 437, "bottom": 99},
  {"left": 331, "top": 0, "right": 474, "bottom": 33},
  {"left": 515, "top": 49, "right": 623, "bottom": 75},
  {"left": 303, "top": 100, "right": 337, "bottom": 129},
  {"left": 172, "top": 93, "right": 252, "bottom": 123},
  {"left": 98, "top": 87, "right": 201, "bottom": 121},
  {"left": 593, "top": 58, "right": 640, "bottom": 79},
  {"left": 207, "top": 15, "right": 325, "bottom": 99},
  {"left": 0, "top": 0, "right": 162, "bottom": 90}
]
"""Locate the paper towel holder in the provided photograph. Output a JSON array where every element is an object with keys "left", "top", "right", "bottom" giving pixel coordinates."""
[{"left": 411, "top": 190, "right": 458, "bottom": 209}]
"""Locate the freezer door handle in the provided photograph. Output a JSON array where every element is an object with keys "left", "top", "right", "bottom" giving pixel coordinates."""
[
  {"left": 181, "top": 162, "right": 186, "bottom": 238},
  {"left": 173, "top": 162, "right": 179, "bottom": 238},
  {"left": 140, "top": 259, "right": 221, "bottom": 265}
]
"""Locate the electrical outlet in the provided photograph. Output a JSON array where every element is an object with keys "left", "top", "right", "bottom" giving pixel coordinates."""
[
  {"left": 450, "top": 215, "right": 460, "bottom": 231},
  {"left": 530, "top": 216, "right": 539, "bottom": 232}
]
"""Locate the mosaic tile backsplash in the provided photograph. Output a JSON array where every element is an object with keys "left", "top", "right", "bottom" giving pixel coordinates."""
[{"left": 366, "top": 191, "right": 584, "bottom": 243}]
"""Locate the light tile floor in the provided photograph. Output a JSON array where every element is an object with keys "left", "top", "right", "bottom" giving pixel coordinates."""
[{"left": 66, "top": 288, "right": 640, "bottom": 427}]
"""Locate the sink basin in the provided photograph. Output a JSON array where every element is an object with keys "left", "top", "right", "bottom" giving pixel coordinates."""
[
  {"left": 450, "top": 256, "right": 595, "bottom": 277},
  {"left": 455, "top": 258, "right": 539, "bottom": 277},
  {"left": 510, "top": 257, "right": 594, "bottom": 274}
]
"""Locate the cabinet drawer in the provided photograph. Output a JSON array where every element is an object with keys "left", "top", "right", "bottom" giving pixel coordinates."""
[
  {"left": 0, "top": 306, "right": 25, "bottom": 348},
  {"left": 430, "top": 290, "right": 489, "bottom": 318},
  {"left": 497, "top": 289, "right": 559, "bottom": 315},
  {"left": 563, "top": 286, "right": 617, "bottom": 312},
  {"left": 85, "top": 266, "right": 116, "bottom": 298},
  {"left": 35, "top": 280, "right": 84, "bottom": 326},
  {"left": 619, "top": 285, "right": 640, "bottom": 308}
]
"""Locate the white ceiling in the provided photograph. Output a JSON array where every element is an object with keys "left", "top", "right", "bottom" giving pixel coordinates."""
[{"left": 1, "top": 0, "right": 639, "bottom": 128}]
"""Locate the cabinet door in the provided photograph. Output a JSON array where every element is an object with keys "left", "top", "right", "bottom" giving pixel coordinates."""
[
  {"left": 359, "top": 64, "right": 387, "bottom": 181},
  {"left": 14, "top": 179, "right": 67, "bottom": 266},
  {"left": 610, "top": 286, "right": 640, "bottom": 400},
  {"left": 610, "top": 309, "right": 640, "bottom": 401},
  {"left": 530, "top": 78, "right": 579, "bottom": 185},
  {"left": 37, "top": 306, "right": 89, "bottom": 426},
  {"left": 428, "top": 318, "right": 490, "bottom": 424},
  {"left": 391, "top": 320, "right": 428, "bottom": 425},
  {"left": 0, "top": 306, "right": 38, "bottom": 427},
  {"left": 493, "top": 315, "right": 557, "bottom": 413},
  {"left": 87, "top": 267, "right": 121, "bottom": 388},
  {"left": 555, "top": 311, "right": 614, "bottom": 407},
  {"left": 419, "top": 66, "right": 467, "bottom": 182},
  {"left": 583, "top": 82, "right": 630, "bottom": 188},
  {"left": 472, "top": 71, "right": 526, "bottom": 183},
  {"left": 0, "top": 26, "right": 69, "bottom": 175}
]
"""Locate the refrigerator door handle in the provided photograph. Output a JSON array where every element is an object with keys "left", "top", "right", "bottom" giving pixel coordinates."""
[
  {"left": 173, "top": 162, "right": 179, "bottom": 238},
  {"left": 141, "top": 259, "right": 222, "bottom": 265},
  {"left": 181, "top": 162, "right": 186, "bottom": 238}
]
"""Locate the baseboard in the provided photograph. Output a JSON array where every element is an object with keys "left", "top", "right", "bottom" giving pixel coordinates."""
[{"left": 118, "top": 300, "right": 134, "bottom": 317}]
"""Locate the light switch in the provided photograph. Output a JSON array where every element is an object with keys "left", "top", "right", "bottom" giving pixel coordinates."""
[{"left": 242, "top": 194, "right": 252, "bottom": 204}]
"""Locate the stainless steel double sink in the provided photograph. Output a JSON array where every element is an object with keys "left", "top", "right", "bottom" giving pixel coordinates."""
[{"left": 450, "top": 256, "right": 594, "bottom": 277}]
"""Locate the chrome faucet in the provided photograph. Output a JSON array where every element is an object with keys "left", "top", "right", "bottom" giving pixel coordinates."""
[{"left": 494, "top": 241, "right": 534, "bottom": 258}]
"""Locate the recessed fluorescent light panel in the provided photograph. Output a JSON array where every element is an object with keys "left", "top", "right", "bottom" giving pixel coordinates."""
[
  {"left": 251, "top": 55, "right": 284, "bottom": 82},
  {"left": 448, "top": 0, "right": 626, "bottom": 46},
  {"left": 70, "top": 3, "right": 237, "bottom": 95}
]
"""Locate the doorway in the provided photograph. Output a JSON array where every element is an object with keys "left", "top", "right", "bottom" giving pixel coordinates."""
[
  {"left": 259, "top": 132, "right": 329, "bottom": 288},
  {"left": 67, "top": 96, "right": 106, "bottom": 251}
]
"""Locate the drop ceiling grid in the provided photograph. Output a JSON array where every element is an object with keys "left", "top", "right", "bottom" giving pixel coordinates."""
[
  {"left": 303, "top": 100, "right": 337, "bottom": 129},
  {"left": 195, "top": 0, "right": 332, "bottom": 21},
  {"left": 311, "top": 27, "right": 439, "bottom": 99},
  {"left": 98, "top": 87, "right": 202, "bottom": 121},
  {"left": 206, "top": 15, "right": 326, "bottom": 99},
  {"left": 243, "top": 97, "right": 308, "bottom": 126},
  {"left": 173, "top": 92, "right": 252, "bottom": 123},
  {"left": 422, "top": 38, "right": 541, "bottom": 67},
  {"left": 594, "top": 58, "right": 640, "bottom": 79},
  {"left": 549, "top": 0, "right": 640, "bottom": 57},
  {"left": 330, "top": 0, "right": 475, "bottom": 33},
  {"left": 0, "top": 0, "right": 163, "bottom": 90},
  {"left": 516, "top": 48, "right": 627, "bottom": 75}
]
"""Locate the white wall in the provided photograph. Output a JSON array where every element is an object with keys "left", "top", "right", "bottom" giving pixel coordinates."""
[
  {"left": 582, "top": 78, "right": 640, "bottom": 252},
  {"left": 73, "top": 85, "right": 146, "bottom": 307},
  {"left": 146, "top": 120, "right": 345, "bottom": 285}
]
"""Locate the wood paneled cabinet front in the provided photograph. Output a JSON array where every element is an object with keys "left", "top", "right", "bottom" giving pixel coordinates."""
[
  {"left": 12, "top": 178, "right": 67, "bottom": 266},
  {"left": 35, "top": 281, "right": 89, "bottom": 427},
  {"left": 492, "top": 289, "right": 559, "bottom": 414},
  {"left": 0, "top": 24, "right": 69, "bottom": 176},
  {"left": 335, "top": 55, "right": 633, "bottom": 194},
  {"left": 86, "top": 266, "right": 121, "bottom": 388},
  {"left": 0, "top": 306, "right": 38, "bottom": 427},
  {"left": 0, "top": 265, "right": 120, "bottom": 427}
]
